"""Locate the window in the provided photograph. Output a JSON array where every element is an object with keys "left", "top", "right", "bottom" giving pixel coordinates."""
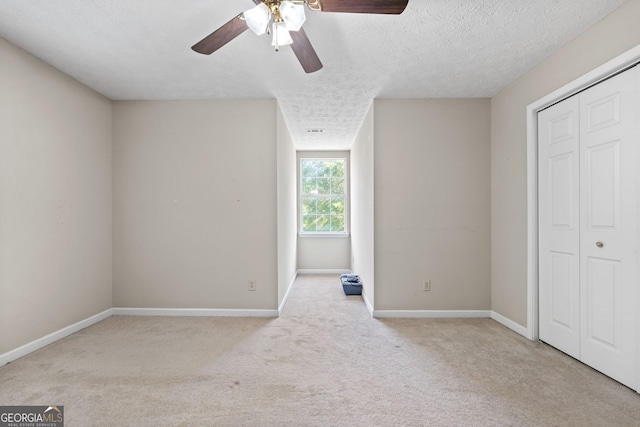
[{"left": 300, "top": 158, "right": 346, "bottom": 233}]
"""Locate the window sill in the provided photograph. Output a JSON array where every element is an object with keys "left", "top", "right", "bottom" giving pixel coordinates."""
[{"left": 298, "top": 232, "right": 350, "bottom": 238}]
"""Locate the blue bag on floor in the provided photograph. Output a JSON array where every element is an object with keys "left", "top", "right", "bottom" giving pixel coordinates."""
[{"left": 340, "top": 274, "right": 362, "bottom": 295}]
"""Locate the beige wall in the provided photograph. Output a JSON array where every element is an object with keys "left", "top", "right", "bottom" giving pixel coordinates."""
[
  {"left": 374, "top": 99, "right": 491, "bottom": 311},
  {"left": 112, "top": 100, "right": 278, "bottom": 310},
  {"left": 296, "top": 151, "right": 351, "bottom": 270},
  {"left": 297, "top": 237, "right": 350, "bottom": 270},
  {"left": 350, "top": 105, "right": 375, "bottom": 304},
  {"left": 0, "top": 38, "right": 112, "bottom": 354},
  {"left": 491, "top": 0, "right": 640, "bottom": 327},
  {"left": 277, "top": 104, "right": 298, "bottom": 305}
]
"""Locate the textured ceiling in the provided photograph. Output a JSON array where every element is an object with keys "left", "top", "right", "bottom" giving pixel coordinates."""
[{"left": 0, "top": 0, "right": 628, "bottom": 150}]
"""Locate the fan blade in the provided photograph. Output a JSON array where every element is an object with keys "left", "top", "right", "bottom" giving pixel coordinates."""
[
  {"left": 315, "top": 0, "right": 408, "bottom": 14},
  {"left": 192, "top": 15, "right": 248, "bottom": 55},
  {"left": 290, "top": 28, "right": 323, "bottom": 73}
]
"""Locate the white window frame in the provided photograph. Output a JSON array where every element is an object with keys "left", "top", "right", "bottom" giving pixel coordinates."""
[{"left": 299, "top": 157, "right": 349, "bottom": 236}]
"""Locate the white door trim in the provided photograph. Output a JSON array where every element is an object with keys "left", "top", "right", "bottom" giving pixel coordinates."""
[{"left": 526, "top": 43, "right": 640, "bottom": 342}]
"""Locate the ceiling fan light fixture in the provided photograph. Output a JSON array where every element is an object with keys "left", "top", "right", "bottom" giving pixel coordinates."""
[
  {"left": 280, "top": 1, "right": 306, "bottom": 31},
  {"left": 244, "top": 3, "right": 271, "bottom": 35},
  {"left": 271, "top": 21, "right": 293, "bottom": 49}
]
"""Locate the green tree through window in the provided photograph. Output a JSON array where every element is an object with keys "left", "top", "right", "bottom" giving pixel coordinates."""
[{"left": 301, "top": 159, "right": 346, "bottom": 233}]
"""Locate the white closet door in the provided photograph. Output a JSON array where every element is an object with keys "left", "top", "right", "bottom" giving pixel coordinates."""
[
  {"left": 539, "top": 65, "right": 639, "bottom": 391},
  {"left": 538, "top": 95, "right": 581, "bottom": 359},
  {"left": 579, "top": 67, "right": 639, "bottom": 390}
]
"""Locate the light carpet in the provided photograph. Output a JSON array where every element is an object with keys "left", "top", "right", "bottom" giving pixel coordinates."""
[{"left": 1, "top": 274, "right": 639, "bottom": 426}]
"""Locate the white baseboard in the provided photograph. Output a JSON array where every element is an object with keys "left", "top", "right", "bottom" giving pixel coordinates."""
[
  {"left": 370, "top": 309, "right": 531, "bottom": 340},
  {"left": 491, "top": 311, "right": 530, "bottom": 339},
  {"left": 297, "top": 269, "right": 351, "bottom": 275},
  {"left": 112, "top": 307, "right": 279, "bottom": 317},
  {"left": 0, "top": 309, "right": 113, "bottom": 367},
  {"left": 373, "top": 310, "right": 491, "bottom": 319},
  {"left": 278, "top": 272, "right": 298, "bottom": 315}
]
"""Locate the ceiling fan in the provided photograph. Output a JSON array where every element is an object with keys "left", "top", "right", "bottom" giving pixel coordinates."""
[{"left": 191, "top": 0, "right": 409, "bottom": 73}]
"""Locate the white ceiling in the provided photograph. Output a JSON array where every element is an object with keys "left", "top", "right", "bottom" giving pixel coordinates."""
[{"left": 0, "top": 0, "right": 627, "bottom": 150}]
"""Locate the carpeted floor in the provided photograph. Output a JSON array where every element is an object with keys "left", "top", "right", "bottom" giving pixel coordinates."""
[{"left": 1, "top": 274, "right": 639, "bottom": 426}]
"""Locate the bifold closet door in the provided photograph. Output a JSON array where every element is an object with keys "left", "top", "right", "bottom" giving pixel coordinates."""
[{"left": 539, "top": 66, "right": 639, "bottom": 391}]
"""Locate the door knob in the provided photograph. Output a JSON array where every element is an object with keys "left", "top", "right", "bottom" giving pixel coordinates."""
[{"left": 596, "top": 242, "right": 604, "bottom": 248}]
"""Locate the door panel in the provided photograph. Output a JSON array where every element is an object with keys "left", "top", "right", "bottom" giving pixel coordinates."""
[
  {"left": 585, "top": 140, "right": 620, "bottom": 230},
  {"left": 585, "top": 93, "right": 620, "bottom": 132},
  {"left": 579, "top": 67, "right": 638, "bottom": 390},
  {"left": 585, "top": 256, "right": 620, "bottom": 348},
  {"left": 550, "top": 153, "right": 575, "bottom": 228},
  {"left": 538, "top": 96, "right": 581, "bottom": 358},
  {"left": 550, "top": 251, "right": 575, "bottom": 329}
]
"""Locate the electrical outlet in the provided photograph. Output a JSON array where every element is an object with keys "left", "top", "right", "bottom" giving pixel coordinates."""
[
  {"left": 423, "top": 280, "right": 431, "bottom": 292},
  {"left": 248, "top": 280, "right": 256, "bottom": 291}
]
